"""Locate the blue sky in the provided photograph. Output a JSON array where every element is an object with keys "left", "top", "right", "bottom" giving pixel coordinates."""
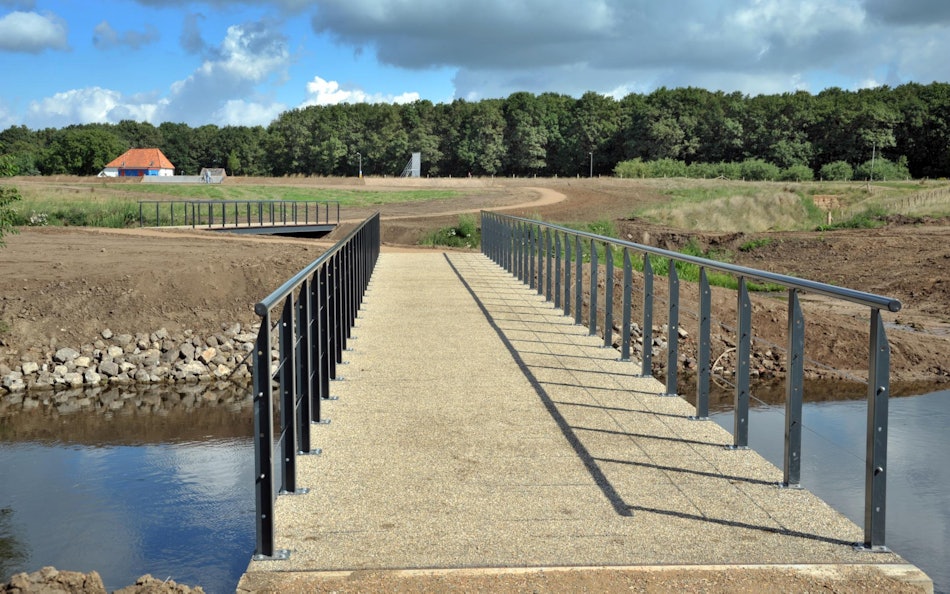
[{"left": 2, "top": 0, "right": 950, "bottom": 129}]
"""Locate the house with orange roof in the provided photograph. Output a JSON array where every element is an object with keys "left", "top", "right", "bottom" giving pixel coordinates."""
[{"left": 99, "top": 148, "right": 175, "bottom": 177}]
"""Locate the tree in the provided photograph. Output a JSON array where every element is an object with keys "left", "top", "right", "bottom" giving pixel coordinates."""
[
  {"left": 0, "top": 185, "right": 21, "bottom": 247},
  {"left": 40, "top": 126, "right": 127, "bottom": 175},
  {"left": 819, "top": 161, "right": 853, "bottom": 181}
]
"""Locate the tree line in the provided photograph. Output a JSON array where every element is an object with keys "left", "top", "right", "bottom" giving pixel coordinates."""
[{"left": 2, "top": 82, "right": 949, "bottom": 179}]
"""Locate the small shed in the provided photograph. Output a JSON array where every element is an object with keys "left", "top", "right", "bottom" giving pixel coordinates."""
[{"left": 99, "top": 148, "right": 174, "bottom": 177}]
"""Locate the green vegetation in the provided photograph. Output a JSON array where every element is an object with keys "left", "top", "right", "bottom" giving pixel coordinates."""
[
  {"left": 0, "top": 186, "right": 21, "bottom": 246},
  {"left": 815, "top": 206, "right": 889, "bottom": 231},
  {"left": 3, "top": 82, "right": 950, "bottom": 178},
  {"left": 6, "top": 183, "right": 462, "bottom": 229},
  {"left": 422, "top": 214, "right": 480, "bottom": 249},
  {"left": 738, "top": 237, "right": 774, "bottom": 252}
]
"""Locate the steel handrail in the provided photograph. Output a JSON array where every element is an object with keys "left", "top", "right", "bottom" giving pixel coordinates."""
[
  {"left": 481, "top": 210, "right": 898, "bottom": 551},
  {"left": 250, "top": 212, "right": 380, "bottom": 560}
]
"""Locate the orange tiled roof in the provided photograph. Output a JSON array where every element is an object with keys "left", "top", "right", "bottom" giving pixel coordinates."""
[{"left": 105, "top": 148, "right": 174, "bottom": 170}]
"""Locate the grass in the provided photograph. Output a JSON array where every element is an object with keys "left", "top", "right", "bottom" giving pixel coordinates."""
[
  {"left": 8, "top": 180, "right": 463, "bottom": 228},
  {"left": 555, "top": 220, "right": 782, "bottom": 292},
  {"left": 630, "top": 178, "right": 950, "bottom": 233}
]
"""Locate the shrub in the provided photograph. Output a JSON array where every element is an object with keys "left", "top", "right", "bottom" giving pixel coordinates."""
[
  {"left": 779, "top": 164, "right": 814, "bottom": 182},
  {"left": 614, "top": 158, "right": 651, "bottom": 179},
  {"left": 0, "top": 185, "right": 21, "bottom": 246},
  {"left": 739, "top": 158, "right": 781, "bottom": 181},
  {"left": 854, "top": 156, "right": 912, "bottom": 181},
  {"left": 422, "top": 214, "right": 480, "bottom": 249},
  {"left": 686, "top": 162, "right": 719, "bottom": 179},
  {"left": 650, "top": 158, "right": 688, "bottom": 178},
  {"left": 819, "top": 161, "right": 853, "bottom": 181}
]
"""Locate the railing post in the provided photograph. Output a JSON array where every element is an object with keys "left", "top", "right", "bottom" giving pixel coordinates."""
[
  {"left": 554, "top": 232, "right": 562, "bottom": 309},
  {"left": 529, "top": 225, "right": 537, "bottom": 290},
  {"left": 574, "top": 235, "right": 583, "bottom": 325},
  {"left": 589, "top": 239, "right": 599, "bottom": 336},
  {"left": 604, "top": 244, "right": 614, "bottom": 348},
  {"left": 564, "top": 233, "right": 572, "bottom": 318},
  {"left": 864, "top": 308, "right": 890, "bottom": 550},
  {"left": 252, "top": 315, "right": 280, "bottom": 559},
  {"left": 297, "top": 279, "right": 317, "bottom": 452},
  {"left": 536, "top": 226, "right": 544, "bottom": 295},
  {"left": 733, "top": 276, "right": 752, "bottom": 448},
  {"left": 783, "top": 289, "right": 804, "bottom": 486},
  {"left": 318, "top": 263, "right": 332, "bottom": 402},
  {"left": 278, "top": 296, "right": 299, "bottom": 494},
  {"left": 664, "top": 259, "right": 680, "bottom": 396},
  {"left": 641, "top": 254, "right": 654, "bottom": 377},
  {"left": 694, "top": 267, "right": 711, "bottom": 419},
  {"left": 545, "top": 227, "right": 552, "bottom": 301},
  {"left": 620, "top": 248, "right": 632, "bottom": 362}
]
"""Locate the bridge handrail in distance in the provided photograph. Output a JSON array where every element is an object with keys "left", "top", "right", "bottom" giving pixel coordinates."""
[{"left": 137, "top": 199, "right": 342, "bottom": 229}]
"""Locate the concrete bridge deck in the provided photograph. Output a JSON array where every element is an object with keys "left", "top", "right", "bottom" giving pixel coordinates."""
[{"left": 239, "top": 252, "right": 930, "bottom": 592}]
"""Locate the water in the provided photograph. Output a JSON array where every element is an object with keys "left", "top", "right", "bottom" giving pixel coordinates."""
[
  {"left": 2, "top": 383, "right": 948, "bottom": 592},
  {"left": 711, "top": 388, "right": 950, "bottom": 594},
  {"left": 0, "top": 386, "right": 255, "bottom": 593}
]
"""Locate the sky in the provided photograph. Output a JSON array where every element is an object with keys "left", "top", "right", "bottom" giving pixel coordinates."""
[{"left": 1, "top": 0, "right": 950, "bottom": 130}]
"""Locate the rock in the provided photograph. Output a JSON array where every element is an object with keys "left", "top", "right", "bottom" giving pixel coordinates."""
[
  {"left": 107, "top": 345, "right": 124, "bottom": 358},
  {"left": 99, "top": 361, "right": 120, "bottom": 377},
  {"left": 2, "top": 371, "right": 25, "bottom": 392},
  {"left": 84, "top": 369, "right": 102, "bottom": 385},
  {"left": 21, "top": 361, "right": 39, "bottom": 375},
  {"left": 198, "top": 347, "right": 217, "bottom": 365},
  {"left": 74, "top": 356, "right": 92, "bottom": 368},
  {"left": 151, "top": 327, "right": 169, "bottom": 342},
  {"left": 53, "top": 347, "right": 80, "bottom": 363},
  {"left": 213, "top": 364, "right": 231, "bottom": 379},
  {"left": 134, "top": 369, "right": 152, "bottom": 383},
  {"left": 113, "top": 573, "right": 205, "bottom": 594},
  {"left": 101, "top": 328, "right": 114, "bottom": 340},
  {"left": 160, "top": 347, "right": 180, "bottom": 364},
  {"left": 64, "top": 372, "right": 84, "bottom": 387},
  {"left": 678, "top": 327, "right": 689, "bottom": 339},
  {"left": 3, "top": 566, "right": 107, "bottom": 594},
  {"left": 181, "top": 361, "right": 207, "bottom": 376},
  {"left": 114, "top": 334, "right": 134, "bottom": 346},
  {"left": 180, "top": 343, "right": 196, "bottom": 361}
]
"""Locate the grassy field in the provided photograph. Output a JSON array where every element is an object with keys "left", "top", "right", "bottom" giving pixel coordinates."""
[{"left": 5, "top": 178, "right": 464, "bottom": 227}]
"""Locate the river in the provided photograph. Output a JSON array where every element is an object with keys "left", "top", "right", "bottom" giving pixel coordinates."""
[{"left": 1, "top": 383, "right": 948, "bottom": 593}]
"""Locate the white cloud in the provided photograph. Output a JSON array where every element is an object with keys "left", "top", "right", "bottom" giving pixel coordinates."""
[
  {"left": 0, "top": 11, "right": 68, "bottom": 53},
  {"left": 25, "top": 87, "right": 159, "bottom": 127},
  {"left": 301, "top": 75, "right": 419, "bottom": 106},
  {"left": 216, "top": 99, "right": 287, "bottom": 126}
]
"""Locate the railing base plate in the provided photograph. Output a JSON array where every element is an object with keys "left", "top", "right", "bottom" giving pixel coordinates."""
[
  {"left": 854, "top": 543, "right": 891, "bottom": 553},
  {"left": 252, "top": 549, "right": 290, "bottom": 562},
  {"left": 688, "top": 416, "right": 710, "bottom": 421},
  {"left": 778, "top": 482, "right": 803, "bottom": 490},
  {"left": 323, "top": 396, "right": 339, "bottom": 401},
  {"left": 725, "top": 445, "right": 750, "bottom": 451},
  {"left": 313, "top": 419, "right": 331, "bottom": 424},
  {"left": 298, "top": 448, "right": 322, "bottom": 456},
  {"left": 279, "top": 488, "right": 310, "bottom": 496}
]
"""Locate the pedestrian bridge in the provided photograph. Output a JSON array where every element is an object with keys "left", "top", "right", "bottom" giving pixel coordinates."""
[{"left": 237, "top": 213, "right": 931, "bottom": 592}]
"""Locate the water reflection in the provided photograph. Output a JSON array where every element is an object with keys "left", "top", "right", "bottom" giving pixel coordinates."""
[
  {"left": 711, "top": 388, "right": 950, "bottom": 594},
  {"left": 0, "top": 383, "right": 254, "bottom": 593}
]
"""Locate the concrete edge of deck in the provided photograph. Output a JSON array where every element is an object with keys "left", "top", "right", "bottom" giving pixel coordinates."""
[{"left": 239, "top": 563, "right": 932, "bottom": 593}]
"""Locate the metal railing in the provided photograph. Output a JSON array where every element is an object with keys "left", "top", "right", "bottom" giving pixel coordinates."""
[
  {"left": 251, "top": 213, "right": 380, "bottom": 560},
  {"left": 481, "top": 211, "right": 901, "bottom": 551},
  {"left": 138, "top": 200, "right": 340, "bottom": 229}
]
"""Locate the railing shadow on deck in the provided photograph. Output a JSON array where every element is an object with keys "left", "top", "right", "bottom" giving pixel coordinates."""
[
  {"left": 481, "top": 210, "right": 902, "bottom": 551},
  {"left": 249, "top": 212, "right": 379, "bottom": 561},
  {"left": 444, "top": 252, "right": 856, "bottom": 549}
]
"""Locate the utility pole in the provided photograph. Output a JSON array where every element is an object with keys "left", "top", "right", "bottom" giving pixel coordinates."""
[
  {"left": 589, "top": 152, "right": 593, "bottom": 178},
  {"left": 357, "top": 152, "right": 362, "bottom": 179}
]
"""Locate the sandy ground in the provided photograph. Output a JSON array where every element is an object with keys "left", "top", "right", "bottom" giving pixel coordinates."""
[{"left": 1, "top": 178, "right": 947, "bottom": 387}]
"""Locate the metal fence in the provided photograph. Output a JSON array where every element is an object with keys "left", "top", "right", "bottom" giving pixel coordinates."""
[
  {"left": 138, "top": 200, "right": 340, "bottom": 229},
  {"left": 251, "top": 212, "right": 380, "bottom": 560},
  {"left": 481, "top": 210, "right": 901, "bottom": 551}
]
